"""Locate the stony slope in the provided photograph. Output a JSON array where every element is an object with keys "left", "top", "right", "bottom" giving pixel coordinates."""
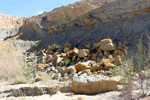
[
  {"left": 36, "top": 0, "right": 150, "bottom": 53},
  {"left": 1, "top": 0, "right": 112, "bottom": 40},
  {"left": 0, "top": 14, "right": 23, "bottom": 40},
  {"left": 32, "top": 0, "right": 114, "bottom": 31}
]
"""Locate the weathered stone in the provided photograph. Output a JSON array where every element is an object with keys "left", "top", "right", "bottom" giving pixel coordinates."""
[
  {"left": 64, "top": 47, "right": 71, "bottom": 53},
  {"left": 96, "top": 57, "right": 101, "bottom": 62},
  {"left": 37, "top": 64, "right": 49, "bottom": 70},
  {"left": 93, "top": 39, "right": 117, "bottom": 51},
  {"left": 104, "top": 51, "right": 110, "bottom": 56},
  {"left": 83, "top": 69, "right": 91, "bottom": 75},
  {"left": 45, "top": 55, "right": 53, "bottom": 63},
  {"left": 101, "top": 59, "right": 115, "bottom": 69},
  {"left": 108, "top": 55, "right": 113, "bottom": 59},
  {"left": 65, "top": 66, "right": 77, "bottom": 74},
  {"left": 51, "top": 66, "right": 56, "bottom": 71},
  {"left": 78, "top": 49, "right": 89, "bottom": 58},
  {"left": 114, "top": 50, "right": 122, "bottom": 55},
  {"left": 91, "top": 54, "right": 97, "bottom": 61},
  {"left": 57, "top": 67, "right": 65, "bottom": 74},
  {"left": 35, "top": 75, "right": 42, "bottom": 82},
  {"left": 61, "top": 53, "right": 67, "bottom": 57},
  {"left": 111, "top": 76, "right": 123, "bottom": 84},
  {"left": 90, "top": 64, "right": 101, "bottom": 71},
  {"left": 74, "top": 61, "right": 92, "bottom": 72},
  {"left": 68, "top": 47, "right": 79, "bottom": 57},
  {"left": 71, "top": 75, "right": 117, "bottom": 94},
  {"left": 52, "top": 73, "right": 61, "bottom": 79},
  {"left": 70, "top": 73, "right": 78, "bottom": 80},
  {"left": 83, "top": 57, "right": 88, "bottom": 62},
  {"left": 114, "top": 55, "right": 121, "bottom": 65}
]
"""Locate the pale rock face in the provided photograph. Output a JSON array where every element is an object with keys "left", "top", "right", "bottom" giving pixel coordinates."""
[
  {"left": 93, "top": 39, "right": 117, "bottom": 51},
  {"left": 0, "top": 14, "right": 23, "bottom": 39},
  {"left": 74, "top": 60, "right": 93, "bottom": 72},
  {"left": 78, "top": 49, "right": 89, "bottom": 58},
  {"left": 101, "top": 59, "right": 115, "bottom": 69},
  {"left": 71, "top": 75, "right": 117, "bottom": 94},
  {"left": 65, "top": 65, "right": 77, "bottom": 74}
]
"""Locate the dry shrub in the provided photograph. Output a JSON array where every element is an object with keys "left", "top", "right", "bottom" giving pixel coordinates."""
[{"left": 0, "top": 41, "right": 25, "bottom": 80}]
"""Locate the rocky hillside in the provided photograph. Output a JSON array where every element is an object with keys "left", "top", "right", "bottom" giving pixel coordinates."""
[
  {"left": 36, "top": 0, "right": 150, "bottom": 53},
  {"left": 1, "top": 0, "right": 150, "bottom": 52},
  {"left": 1, "top": 0, "right": 112, "bottom": 40},
  {"left": 0, "top": 14, "right": 23, "bottom": 40},
  {"left": 32, "top": 0, "right": 113, "bottom": 31}
]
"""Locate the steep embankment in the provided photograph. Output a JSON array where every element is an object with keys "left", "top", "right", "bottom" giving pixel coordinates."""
[
  {"left": 36, "top": 0, "right": 150, "bottom": 52},
  {"left": 2, "top": 0, "right": 110, "bottom": 40},
  {"left": 0, "top": 14, "right": 47, "bottom": 41},
  {"left": 32, "top": 0, "right": 113, "bottom": 31},
  {"left": 0, "top": 14, "right": 23, "bottom": 40}
]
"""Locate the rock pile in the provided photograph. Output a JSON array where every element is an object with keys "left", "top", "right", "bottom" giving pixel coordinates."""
[
  {"left": 27, "top": 38, "right": 124, "bottom": 79},
  {"left": 26, "top": 38, "right": 124, "bottom": 94}
]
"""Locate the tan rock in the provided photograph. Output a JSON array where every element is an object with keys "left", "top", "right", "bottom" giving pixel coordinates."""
[
  {"left": 45, "top": 55, "right": 53, "bottom": 63},
  {"left": 101, "top": 59, "right": 115, "bottom": 69},
  {"left": 74, "top": 61, "right": 92, "bottom": 72},
  {"left": 69, "top": 47, "right": 79, "bottom": 57},
  {"left": 35, "top": 75, "right": 42, "bottom": 82},
  {"left": 108, "top": 55, "right": 113, "bottom": 59},
  {"left": 83, "top": 69, "right": 91, "bottom": 75},
  {"left": 114, "top": 50, "right": 122, "bottom": 55},
  {"left": 78, "top": 49, "right": 89, "bottom": 58},
  {"left": 104, "top": 51, "right": 110, "bottom": 56},
  {"left": 61, "top": 53, "right": 67, "bottom": 57},
  {"left": 93, "top": 39, "right": 117, "bottom": 51},
  {"left": 96, "top": 57, "right": 101, "bottom": 62},
  {"left": 83, "top": 57, "right": 88, "bottom": 62},
  {"left": 114, "top": 55, "right": 121, "bottom": 65},
  {"left": 65, "top": 66, "right": 77, "bottom": 74},
  {"left": 37, "top": 64, "right": 49, "bottom": 70},
  {"left": 91, "top": 54, "right": 97, "bottom": 61},
  {"left": 90, "top": 64, "right": 101, "bottom": 71},
  {"left": 111, "top": 76, "right": 123, "bottom": 84},
  {"left": 52, "top": 73, "right": 61, "bottom": 79},
  {"left": 64, "top": 47, "right": 71, "bottom": 53},
  {"left": 71, "top": 75, "right": 118, "bottom": 94}
]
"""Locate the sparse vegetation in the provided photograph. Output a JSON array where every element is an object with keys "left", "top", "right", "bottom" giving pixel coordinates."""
[{"left": 0, "top": 41, "right": 26, "bottom": 81}]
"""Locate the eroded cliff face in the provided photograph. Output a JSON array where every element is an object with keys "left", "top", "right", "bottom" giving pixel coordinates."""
[
  {"left": 36, "top": 0, "right": 150, "bottom": 52},
  {"left": 32, "top": 0, "right": 114, "bottom": 31},
  {"left": 0, "top": 14, "right": 23, "bottom": 39},
  {"left": 15, "top": 19, "right": 46, "bottom": 40},
  {"left": 0, "top": 14, "right": 46, "bottom": 40}
]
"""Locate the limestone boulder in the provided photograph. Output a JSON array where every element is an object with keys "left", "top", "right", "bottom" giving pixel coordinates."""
[
  {"left": 68, "top": 47, "right": 79, "bottom": 57},
  {"left": 114, "top": 55, "right": 122, "bottom": 65},
  {"left": 78, "top": 49, "right": 89, "bottom": 58},
  {"left": 74, "top": 60, "right": 93, "bottom": 72},
  {"left": 114, "top": 50, "right": 122, "bottom": 55},
  {"left": 101, "top": 59, "right": 115, "bottom": 69},
  {"left": 71, "top": 75, "right": 118, "bottom": 94},
  {"left": 93, "top": 39, "right": 117, "bottom": 51},
  {"left": 90, "top": 64, "right": 102, "bottom": 71},
  {"left": 111, "top": 76, "right": 123, "bottom": 84},
  {"left": 45, "top": 55, "right": 53, "bottom": 63},
  {"left": 65, "top": 66, "right": 77, "bottom": 74}
]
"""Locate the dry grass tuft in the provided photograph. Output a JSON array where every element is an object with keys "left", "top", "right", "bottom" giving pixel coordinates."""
[{"left": 0, "top": 41, "right": 25, "bottom": 80}]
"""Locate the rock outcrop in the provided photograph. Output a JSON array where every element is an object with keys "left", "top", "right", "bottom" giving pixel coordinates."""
[
  {"left": 36, "top": 0, "right": 150, "bottom": 54},
  {"left": 15, "top": 19, "right": 46, "bottom": 40},
  {"left": 0, "top": 14, "right": 23, "bottom": 39},
  {"left": 32, "top": 0, "right": 111, "bottom": 31},
  {"left": 71, "top": 75, "right": 117, "bottom": 94}
]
